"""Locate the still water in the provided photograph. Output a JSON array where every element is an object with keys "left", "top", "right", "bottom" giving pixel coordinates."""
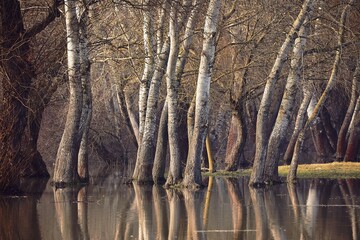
[{"left": 1, "top": 169, "right": 360, "bottom": 240}]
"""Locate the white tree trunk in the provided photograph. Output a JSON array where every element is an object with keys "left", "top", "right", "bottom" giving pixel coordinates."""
[
  {"left": 264, "top": 18, "right": 310, "bottom": 183},
  {"left": 165, "top": 3, "right": 182, "bottom": 186},
  {"left": 182, "top": 0, "right": 221, "bottom": 189},
  {"left": 250, "top": 0, "right": 314, "bottom": 186},
  {"left": 288, "top": 0, "right": 355, "bottom": 182},
  {"left": 77, "top": 1, "right": 92, "bottom": 182},
  {"left": 134, "top": 0, "right": 156, "bottom": 177},
  {"left": 53, "top": 0, "right": 82, "bottom": 185},
  {"left": 133, "top": 40, "right": 170, "bottom": 183}
]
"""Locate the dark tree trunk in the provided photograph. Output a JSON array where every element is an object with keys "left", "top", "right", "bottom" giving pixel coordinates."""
[
  {"left": 152, "top": 102, "right": 168, "bottom": 184},
  {"left": 310, "top": 120, "right": 334, "bottom": 163},
  {"left": 0, "top": 0, "right": 34, "bottom": 190},
  {"left": 225, "top": 110, "right": 247, "bottom": 171},
  {"left": 320, "top": 107, "right": 337, "bottom": 152}
]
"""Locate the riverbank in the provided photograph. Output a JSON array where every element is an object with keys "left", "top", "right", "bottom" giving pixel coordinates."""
[{"left": 207, "top": 162, "right": 360, "bottom": 179}]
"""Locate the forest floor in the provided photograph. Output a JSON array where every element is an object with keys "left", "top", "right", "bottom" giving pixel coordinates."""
[{"left": 207, "top": 162, "right": 360, "bottom": 179}]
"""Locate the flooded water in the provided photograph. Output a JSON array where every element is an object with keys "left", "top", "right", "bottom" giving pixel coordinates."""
[{"left": 1, "top": 169, "right": 360, "bottom": 240}]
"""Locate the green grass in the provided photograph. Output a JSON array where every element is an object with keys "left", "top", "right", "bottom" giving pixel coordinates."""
[{"left": 205, "top": 162, "right": 360, "bottom": 179}]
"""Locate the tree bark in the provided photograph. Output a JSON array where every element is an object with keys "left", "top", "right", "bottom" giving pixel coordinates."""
[
  {"left": 182, "top": 0, "right": 221, "bottom": 189},
  {"left": 250, "top": 0, "right": 314, "bottom": 187},
  {"left": 134, "top": 0, "right": 156, "bottom": 177},
  {"left": 288, "top": 0, "right": 354, "bottom": 183},
  {"left": 133, "top": 40, "right": 170, "bottom": 183},
  {"left": 264, "top": 19, "right": 310, "bottom": 183},
  {"left": 165, "top": 3, "right": 182, "bottom": 186},
  {"left": 283, "top": 89, "right": 312, "bottom": 164},
  {"left": 344, "top": 96, "right": 360, "bottom": 162},
  {"left": 53, "top": 0, "right": 83, "bottom": 186},
  {"left": 77, "top": 2, "right": 92, "bottom": 182},
  {"left": 336, "top": 60, "right": 360, "bottom": 161},
  {"left": 152, "top": 101, "right": 168, "bottom": 184}
]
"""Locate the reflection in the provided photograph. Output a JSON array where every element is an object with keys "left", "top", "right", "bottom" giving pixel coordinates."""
[
  {"left": 153, "top": 186, "right": 168, "bottom": 240},
  {"left": 3, "top": 175, "right": 360, "bottom": 239},
  {"left": 225, "top": 178, "right": 245, "bottom": 239},
  {"left": 0, "top": 178, "right": 47, "bottom": 240},
  {"left": 167, "top": 189, "right": 181, "bottom": 239},
  {"left": 264, "top": 187, "right": 286, "bottom": 240},
  {"left": 54, "top": 187, "right": 85, "bottom": 240},
  {"left": 182, "top": 189, "right": 205, "bottom": 240},
  {"left": 133, "top": 183, "right": 153, "bottom": 240},
  {"left": 249, "top": 188, "right": 269, "bottom": 240}
]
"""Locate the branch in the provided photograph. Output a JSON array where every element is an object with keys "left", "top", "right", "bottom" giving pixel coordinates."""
[{"left": 24, "top": 0, "right": 64, "bottom": 40}]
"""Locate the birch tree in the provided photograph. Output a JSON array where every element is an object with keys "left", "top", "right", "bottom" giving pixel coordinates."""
[
  {"left": 250, "top": 0, "right": 314, "bottom": 187},
  {"left": 288, "top": 0, "right": 355, "bottom": 182},
  {"left": 264, "top": 18, "right": 311, "bottom": 183},
  {"left": 53, "top": 0, "right": 83, "bottom": 185},
  {"left": 336, "top": 58, "right": 360, "bottom": 161},
  {"left": 164, "top": 3, "right": 181, "bottom": 186},
  {"left": 182, "top": 0, "right": 222, "bottom": 189}
]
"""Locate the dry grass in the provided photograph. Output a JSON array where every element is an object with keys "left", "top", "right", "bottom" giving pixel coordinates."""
[{"left": 206, "top": 162, "right": 360, "bottom": 179}]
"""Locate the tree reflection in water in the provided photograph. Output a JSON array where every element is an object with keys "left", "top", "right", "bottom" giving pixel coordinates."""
[{"left": 2, "top": 176, "right": 360, "bottom": 239}]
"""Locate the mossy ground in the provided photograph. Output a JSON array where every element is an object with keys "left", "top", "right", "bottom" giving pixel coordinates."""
[{"left": 205, "top": 162, "right": 360, "bottom": 179}]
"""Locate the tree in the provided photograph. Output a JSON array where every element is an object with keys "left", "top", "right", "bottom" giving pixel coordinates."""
[
  {"left": 53, "top": 0, "right": 94, "bottom": 186},
  {"left": 0, "top": 0, "right": 62, "bottom": 191},
  {"left": 288, "top": 0, "right": 355, "bottom": 183},
  {"left": 250, "top": 0, "right": 315, "bottom": 187},
  {"left": 182, "top": 0, "right": 222, "bottom": 189},
  {"left": 264, "top": 16, "right": 311, "bottom": 183}
]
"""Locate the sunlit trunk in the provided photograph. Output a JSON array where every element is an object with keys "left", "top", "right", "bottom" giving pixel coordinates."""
[
  {"left": 152, "top": 102, "right": 168, "bottom": 183},
  {"left": 134, "top": 39, "right": 170, "bottom": 183},
  {"left": 264, "top": 19, "right": 310, "bottom": 183},
  {"left": 250, "top": 0, "right": 314, "bottom": 186},
  {"left": 53, "top": 0, "right": 83, "bottom": 185},
  {"left": 133, "top": 0, "right": 156, "bottom": 178},
  {"left": 183, "top": 0, "right": 221, "bottom": 188},
  {"left": 288, "top": 0, "right": 354, "bottom": 182},
  {"left": 336, "top": 61, "right": 360, "bottom": 161},
  {"left": 165, "top": 3, "right": 182, "bottom": 186},
  {"left": 77, "top": 2, "right": 92, "bottom": 182},
  {"left": 283, "top": 89, "right": 312, "bottom": 164}
]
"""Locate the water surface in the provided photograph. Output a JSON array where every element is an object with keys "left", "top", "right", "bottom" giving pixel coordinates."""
[{"left": 1, "top": 170, "right": 360, "bottom": 239}]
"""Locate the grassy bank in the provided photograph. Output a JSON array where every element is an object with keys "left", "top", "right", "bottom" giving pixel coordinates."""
[{"left": 207, "top": 162, "right": 360, "bottom": 179}]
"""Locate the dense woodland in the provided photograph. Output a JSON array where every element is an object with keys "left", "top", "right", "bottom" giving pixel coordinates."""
[{"left": 0, "top": 0, "right": 360, "bottom": 192}]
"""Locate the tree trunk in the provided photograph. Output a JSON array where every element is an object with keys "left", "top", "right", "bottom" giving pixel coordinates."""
[
  {"left": 320, "top": 107, "right": 337, "bottom": 152},
  {"left": 250, "top": 0, "right": 314, "bottom": 187},
  {"left": 0, "top": 0, "right": 35, "bottom": 190},
  {"left": 77, "top": 2, "right": 92, "bottom": 182},
  {"left": 133, "top": 40, "right": 170, "bottom": 183},
  {"left": 264, "top": 19, "right": 310, "bottom": 183},
  {"left": 336, "top": 60, "right": 360, "bottom": 161},
  {"left": 288, "top": 0, "right": 354, "bottom": 183},
  {"left": 165, "top": 4, "right": 182, "bottom": 186},
  {"left": 152, "top": 102, "right": 168, "bottom": 184},
  {"left": 53, "top": 0, "right": 83, "bottom": 186},
  {"left": 283, "top": 89, "right": 312, "bottom": 164},
  {"left": 182, "top": 0, "right": 221, "bottom": 189},
  {"left": 133, "top": 0, "right": 156, "bottom": 177},
  {"left": 344, "top": 96, "right": 360, "bottom": 162},
  {"left": 225, "top": 110, "right": 247, "bottom": 171},
  {"left": 124, "top": 86, "right": 140, "bottom": 144}
]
